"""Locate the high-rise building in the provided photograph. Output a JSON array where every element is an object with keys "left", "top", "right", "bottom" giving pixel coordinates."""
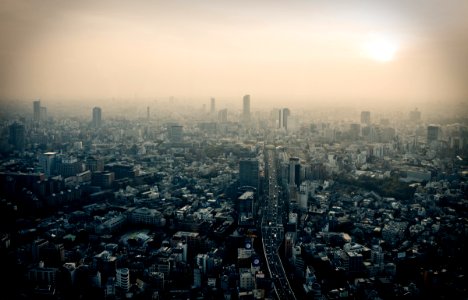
[
  {"left": 238, "top": 191, "right": 254, "bottom": 226},
  {"left": 279, "top": 108, "right": 290, "bottom": 129},
  {"left": 361, "top": 111, "right": 371, "bottom": 125},
  {"left": 239, "top": 158, "right": 259, "bottom": 189},
  {"left": 33, "top": 100, "right": 41, "bottom": 122},
  {"left": 40, "top": 107, "right": 47, "bottom": 122},
  {"left": 57, "top": 157, "right": 83, "bottom": 178},
  {"left": 147, "top": 106, "right": 150, "bottom": 120},
  {"left": 116, "top": 268, "right": 130, "bottom": 291},
  {"left": 427, "top": 125, "right": 440, "bottom": 143},
  {"left": 218, "top": 109, "right": 228, "bottom": 123},
  {"left": 210, "top": 97, "right": 216, "bottom": 114},
  {"left": 169, "top": 124, "right": 183, "bottom": 142},
  {"left": 92, "top": 107, "right": 102, "bottom": 128},
  {"left": 86, "top": 156, "right": 104, "bottom": 172},
  {"left": 243, "top": 94, "right": 250, "bottom": 121},
  {"left": 239, "top": 271, "right": 254, "bottom": 290},
  {"left": 409, "top": 108, "right": 421, "bottom": 122},
  {"left": 289, "top": 157, "right": 301, "bottom": 187},
  {"left": 346, "top": 251, "right": 363, "bottom": 273},
  {"left": 9, "top": 122, "right": 25, "bottom": 151},
  {"left": 285, "top": 232, "right": 295, "bottom": 258},
  {"left": 349, "top": 123, "right": 361, "bottom": 139},
  {"left": 39, "top": 152, "right": 57, "bottom": 177},
  {"left": 33, "top": 99, "right": 47, "bottom": 122}
]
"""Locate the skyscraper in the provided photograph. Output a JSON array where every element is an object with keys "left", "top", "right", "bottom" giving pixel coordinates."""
[
  {"left": 210, "top": 97, "right": 216, "bottom": 114},
  {"left": 239, "top": 158, "right": 259, "bottom": 189},
  {"left": 242, "top": 95, "right": 250, "bottom": 121},
  {"left": 238, "top": 190, "right": 255, "bottom": 226},
  {"left": 9, "top": 122, "right": 25, "bottom": 151},
  {"left": 279, "top": 108, "right": 290, "bottom": 129},
  {"left": 39, "top": 152, "right": 57, "bottom": 177},
  {"left": 361, "top": 111, "right": 371, "bottom": 125},
  {"left": 169, "top": 124, "right": 183, "bottom": 142},
  {"left": 289, "top": 157, "right": 300, "bottom": 187},
  {"left": 409, "top": 108, "right": 421, "bottom": 122},
  {"left": 33, "top": 100, "right": 41, "bottom": 122},
  {"left": 92, "top": 107, "right": 102, "bottom": 128},
  {"left": 40, "top": 106, "right": 47, "bottom": 122},
  {"left": 427, "top": 125, "right": 440, "bottom": 143},
  {"left": 218, "top": 109, "right": 228, "bottom": 123}
]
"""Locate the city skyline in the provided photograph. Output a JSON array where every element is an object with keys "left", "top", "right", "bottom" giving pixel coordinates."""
[
  {"left": 0, "top": 0, "right": 467, "bottom": 107},
  {"left": 0, "top": 2, "right": 467, "bottom": 297}
]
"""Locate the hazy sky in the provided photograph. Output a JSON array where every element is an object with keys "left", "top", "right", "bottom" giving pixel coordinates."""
[{"left": 1, "top": 0, "right": 467, "bottom": 106}]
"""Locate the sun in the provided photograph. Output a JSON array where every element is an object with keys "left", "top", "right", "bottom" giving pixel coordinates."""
[{"left": 363, "top": 35, "right": 399, "bottom": 63}]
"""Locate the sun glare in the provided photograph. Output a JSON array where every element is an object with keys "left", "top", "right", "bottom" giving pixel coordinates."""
[{"left": 363, "top": 35, "right": 398, "bottom": 63}]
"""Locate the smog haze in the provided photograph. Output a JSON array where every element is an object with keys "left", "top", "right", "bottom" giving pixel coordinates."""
[{"left": 1, "top": 0, "right": 468, "bottom": 109}]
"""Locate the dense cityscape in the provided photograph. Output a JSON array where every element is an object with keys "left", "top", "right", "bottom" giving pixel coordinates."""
[{"left": 0, "top": 97, "right": 466, "bottom": 299}]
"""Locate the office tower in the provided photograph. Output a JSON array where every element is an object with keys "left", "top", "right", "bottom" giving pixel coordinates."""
[
  {"left": 169, "top": 125, "right": 183, "bottom": 142},
  {"left": 39, "top": 152, "right": 57, "bottom": 177},
  {"left": 371, "top": 245, "right": 384, "bottom": 271},
  {"left": 33, "top": 100, "right": 41, "bottom": 122},
  {"left": 9, "top": 122, "right": 25, "bottom": 151},
  {"left": 278, "top": 110, "right": 282, "bottom": 128},
  {"left": 218, "top": 108, "right": 228, "bottom": 123},
  {"left": 427, "top": 125, "right": 440, "bottom": 143},
  {"left": 284, "top": 232, "right": 295, "bottom": 258},
  {"left": 40, "top": 106, "right": 47, "bottom": 122},
  {"left": 92, "top": 107, "right": 102, "bottom": 128},
  {"left": 193, "top": 268, "right": 202, "bottom": 288},
  {"left": 147, "top": 106, "right": 150, "bottom": 120},
  {"left": 239, "top": 271, "right": 254, "bottom": 290},
  {"left": 86, "top": 156, "right": 104, "bottom": 172},
  {"left": 243, "top": 94, "right": 250, "bottom": 121},
  {"left": 116, "top": 268, "right": 130, "bottom": 291},
  {"left": 361, "top": 111, "right": 371, "bottom": 125},
  {"left": 279, "top": 108, "right": 290, "bottom": 129},
  {"left": 409, "top": 108, "right": 421, "bottom": 122},
  {"left": 57, "top": 157, "right": 82, "bottom": 178},
  {"left": 347, "top": 252, "right": 364, "bottom": 273},
  {"left": 92, "top": 171, "right": 115, "bottom": 188},
  {"left": 349, "top": 123, "right": 361, "bottom": 139},
  {"left": 289, "top": 157, "right": 300, "bottom": 187},
  {"left": 238, "top": 190, "right": 254, "bottom": 226},
  {"left": 210, "top": 97, "right": 215, "bottom": 114},
  {"left": 239, "top": 158, "right": 259, "bottom": 189}
]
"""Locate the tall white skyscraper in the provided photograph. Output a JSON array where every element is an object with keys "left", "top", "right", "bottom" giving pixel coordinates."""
[
  {"left": 279, "top": 108, "right": 290, "bottom": 129},
  {"left": 243, "top": 94, "right": 250, "bottom": 121},
  {"left": 210, "top": 97, "right": 216, "bottom": 114}
]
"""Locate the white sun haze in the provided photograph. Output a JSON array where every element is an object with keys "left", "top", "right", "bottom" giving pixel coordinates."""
[{"left": 362, "top": 34, "right": 399, "bottom": 62}]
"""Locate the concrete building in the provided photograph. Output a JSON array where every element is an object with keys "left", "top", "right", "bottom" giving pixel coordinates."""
[
  {"left": 210, "top": 97, "right": 216, "bottom": 114},
  {"left": 39, "top": 152, "right": 58, "bottom": 177},
  {"left": 9, "top": 122, "right": 25, "bottom": 151},
  {"left": 427, "top": 125, "right": 440, "bottom": 144},
  {"left": 239, "top": 159, "right": 259, "bottom": 190},
  {"left": 279, "top": 108, "right": 290, "bottom": 130},
  {"left": 92, "top": 107, "right": 102, "bottom": 128},
  {"left": 33, "top": 100, "right": 41, "bottom": 122},
  {"left": 128, "top": 207, "right": 166, "bottom": 227},
  {"left": 116, "top": 268, "right": 130, "bottom": 291},
  {"left": 238, "top": 191, "right": 255, "bottom": 226},
  {"left": 361, "top": 111, "right": 371, "bottom": 125},
  {"left": 242, "top": 94, "right": 250, "bottom": 122},
  {"left": 218, "top": 109, "right": 228, "bottom": 123}
]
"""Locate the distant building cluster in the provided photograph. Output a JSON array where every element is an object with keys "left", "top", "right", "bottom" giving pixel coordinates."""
[{"left": 0, "top": 97, "right": 466, "bottom": 299}]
